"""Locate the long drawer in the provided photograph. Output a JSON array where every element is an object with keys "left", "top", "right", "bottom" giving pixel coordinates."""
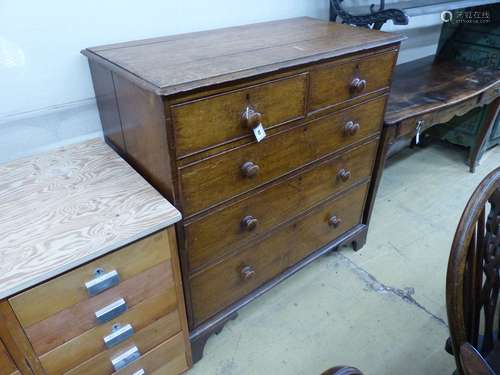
[
  {"left": 172, "top": 73, "right": 307, "bottom": 157},
  {"left": 184, "top": 139, "right": 378, "bottom": 272},
  {"left": 190, "top": 182, "right": 369, "bottom": 325},
  {"left": 180, "top": 96, "right": 386, "bottom": 216}
]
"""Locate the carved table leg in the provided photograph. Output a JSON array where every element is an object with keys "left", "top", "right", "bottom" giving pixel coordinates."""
[{"left": 469, "top": 98, "right": 500, "bottom": 173}]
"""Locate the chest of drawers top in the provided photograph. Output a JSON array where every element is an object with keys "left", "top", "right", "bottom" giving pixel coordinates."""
[
  {"left": 82, "top": 17, "right": 403, "bottom": 96},
  {"left": 0, "top": 139, "right": 181, "bottom": 299}
]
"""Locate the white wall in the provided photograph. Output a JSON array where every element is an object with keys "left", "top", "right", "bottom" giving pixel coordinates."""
[{"left": 0, "top": 0, "right": 441, "bottom": 164}]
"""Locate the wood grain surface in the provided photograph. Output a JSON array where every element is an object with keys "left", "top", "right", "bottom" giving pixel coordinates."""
[
  {"left": 179, "top": 96, "right": 385, "bottom": 215},
  {"left": 82, "top": 17, "right": 403, "bottom": 96},
  {"left": 385, "top": 56, "right": 500, "bottom": 126},
  {"left": 184, "top": 139, "right": 378, "bottom": 272},
  {"left": 190, "top": 182, "right": 369, "bottom": 324},
  {"left": 0, "top": 139, "right": 181, "bottom": 299}
]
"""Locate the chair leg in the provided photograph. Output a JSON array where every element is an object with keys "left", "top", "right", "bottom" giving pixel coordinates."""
[{"left": 469, "top": 98, "right": 500, "bottom": 173}]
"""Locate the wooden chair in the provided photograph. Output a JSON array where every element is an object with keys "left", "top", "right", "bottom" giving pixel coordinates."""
[
  {"left": 460, "top": 342, "right": 496, "bottom": 375},
  {"left": 447, "top": 166, "right": 500, "bottom": 375},
  {"left": 321, "top": 366, "right": 364, "bottom": 375}
]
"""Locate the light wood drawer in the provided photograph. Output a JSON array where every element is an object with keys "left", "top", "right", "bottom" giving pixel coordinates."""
[
  {"left": 9, "top": 231, "right": 171, "bottom": 328},
  {"left": 39, "top": 289, "right": 179, "bottom": 374},
  {"left": 172, "top": 73, "right": 307, "bottom": 157},
  {"left": 0, "top": 339, "right": 18, "bottom": 375},
  {"left": 190, "top": 181, "right": 369, "bottom": 325},
  {"left": 309, "top": 50, "right": 397, "bottom": 113},
  {"left": 180, "top": 96, "right": 385, "bottom": 215},
  {"left": 24, "top": 261, "right": 173, "bottom": 356},
  {"left": 113, "top": 333, "right": 188, "bottom": 375},
  {"left": 61, "top": 313, "right": 184, "bottom": 375},
  {"left": 184, "top": 139, "right": 378, "bottom": 272}
]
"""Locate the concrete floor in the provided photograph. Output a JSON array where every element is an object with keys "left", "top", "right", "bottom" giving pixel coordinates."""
[{"left": 187, "top": 142, "right": 500, "bottom": 375}]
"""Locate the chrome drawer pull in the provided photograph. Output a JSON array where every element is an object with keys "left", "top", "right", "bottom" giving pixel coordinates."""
[
  {"left": 85, "top": 269, "right": 120, "bottom": 296},
  {"left": 132, "top": 370, "right": 146, "bottom": 375},
  {"left": 111, "top": 346, "right": 141, "bottom": 371},
  {"left": 95, "top": 298, "right": 127, "bottom": 324},
  {"left": 104, "top": 323, "right": 134, "bottom": 349}
]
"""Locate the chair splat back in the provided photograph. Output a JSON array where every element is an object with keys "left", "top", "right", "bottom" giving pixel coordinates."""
[{"left": 447, "top": 167, "right": 500, "bottom": 374}]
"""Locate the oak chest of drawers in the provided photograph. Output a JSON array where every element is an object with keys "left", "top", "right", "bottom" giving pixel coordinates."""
[
  {"left": 0, "top": 140, "right": 191, "bottom": 375},
  {"left": 82, "top": 17, "right": 403, "bottom": 361}
]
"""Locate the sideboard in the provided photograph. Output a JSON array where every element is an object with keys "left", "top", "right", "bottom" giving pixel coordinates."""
[{"left": 82, "top": 17, "right": 404, "bottom": 361}]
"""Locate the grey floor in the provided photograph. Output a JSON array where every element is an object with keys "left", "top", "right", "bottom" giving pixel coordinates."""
[{"left": 188, "top": 142, "right": 500, "bottom": 375}]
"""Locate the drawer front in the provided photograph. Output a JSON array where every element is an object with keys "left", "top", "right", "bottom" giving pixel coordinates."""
[
  {"left": 0, "top": 339, "right": 18, "bottom": 375},
  {"left": 172, "top": 74, "right": 307, "bottom": 157},
  {"left": 190, "top": 182, "right": 369, "bottom": 325},
  {"left": 25, "top": 261, "right": 173, "bottom": 356},
  {"left": 9, "top": 231, "right": 171, "bottom": 328},
  {"left": 113, "top": 334, "right": 188, "bottom": 375},
  {"left": 63, "top": 316, "right": 185, "bottom": 375},
  {"left": 185, "top": 139, "right": 378, "bottom": 272},
  {"left": 180, "top": 96, "right": 385, "bottom": 215},
  {"left": 309, "top": 50, "right": 397, "bottom": 112},
  {"left": 39, "top": 290, "right": 179, "bottom": 374}
]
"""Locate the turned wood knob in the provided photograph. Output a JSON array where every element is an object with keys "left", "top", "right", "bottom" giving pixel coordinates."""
[
  {"left": 337, "top": 168, "right": 351, "bottom": 182},
  {"left": 328, "top": 215, "right": 342, "bottom": 228},
  {"left": 350, "top": 77, "right": 367, "bottom": 94},
  {"left": 240, "top": 161, "right": 260, "bottom": 178},
  {"left": 241, "top": 215, "right": 258, "bottom": 231},
  {"left": 344, "top": 121, "right": 360, "bottom": 136},
  {"left": 240, "top": 265, "right": 256, "bottom": 280},
  {"left": 241, "top": 106, "right": 262, "bottom": 129}
]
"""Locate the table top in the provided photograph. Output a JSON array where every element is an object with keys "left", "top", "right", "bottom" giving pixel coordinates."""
[
  {"left": 385, "top": 56, "right": 500, "bottom": 126},
  {"left": 82, "top": 17, "right": 404, "bottom": 96},
  {"left": 0, "top": 139, "right": 181, "bottom": 299}
]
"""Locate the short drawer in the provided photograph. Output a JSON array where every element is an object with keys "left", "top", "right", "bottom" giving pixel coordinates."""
[
  {"left": 9, "top": 231, "right": 171, "bottom": 329},
  {"left": 0, "top": 339, "right": 18, "bottom": 375},
  {"left": 38, "top": 289, "right": 179, "bottom": 374},
  {"left": 180, "top": 96, "right": 385, "bottom": 215},
  {"left": 184, "top": 139, "right": 378, "bottom": 272},
  {"left": 190, "top": 182, "right": 369, "bottom": 325},
  {"left": 62, "top": 315, "right": 185, "bottom": 375},
  {"left": 309, "top": 50, "right": 397, "bottom": 112},
  {"left": 24, "top": 261, "right": 173, "bottom": 356},
  {"left": 172, "top": 74, "right": 307, "bottom": 157}
]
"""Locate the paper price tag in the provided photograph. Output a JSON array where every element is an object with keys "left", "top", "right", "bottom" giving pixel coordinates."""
[{"left": 253, "top": 123, "right": 266, "bottom": 142}]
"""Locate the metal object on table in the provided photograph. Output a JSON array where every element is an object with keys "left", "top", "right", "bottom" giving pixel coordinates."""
[{"left": 329, "top": 0, "right": 409, "bottom": 30}]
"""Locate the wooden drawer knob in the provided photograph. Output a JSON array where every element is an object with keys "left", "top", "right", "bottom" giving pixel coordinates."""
[
  {"left": 240, "top": 161, "right": 260, "bottom": 178},
  {"left": 241, "top": 106, "right": 262, "bottom": 129},
  {"left": 337, "top": 168, "right": 351, "bottom": 182},
  {"left": 240, "top": 265, "right": 256, "bottom": 280},
  {"left": 344, "top": 121, "right": 360, "bottom": 136},
  {"left": 328, "top": 215, "right": 342, "bottom": 228},
  {"left": 350, "top": 77, "right": 367, "bottom": 94},
  {"left": 241, "top": 215, "right": 258, "bottom": 231}
]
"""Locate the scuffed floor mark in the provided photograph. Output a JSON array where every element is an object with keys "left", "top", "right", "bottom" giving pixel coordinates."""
[{"left": 333, "top": 252, "right": 448, "bottom": 327}]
